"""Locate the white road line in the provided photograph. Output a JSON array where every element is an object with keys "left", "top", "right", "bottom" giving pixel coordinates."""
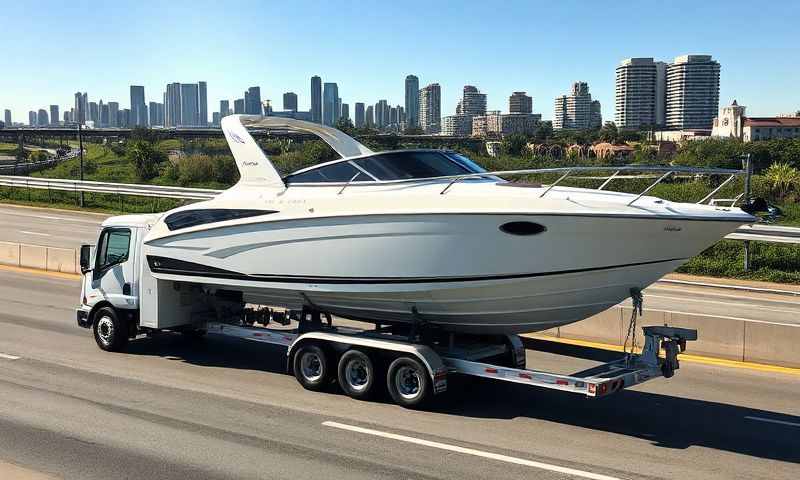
[
  {"left": 644, "top": 294, "right": 800, "bottom": 316},
  {"left": 0, "top": 210, "right": 103, "bottom": 224},
  {"left": 19, "top": 230, "right": 51, "bottom": 237},
  {"left": 0, "top": 353, "right": 21, "bottom": 360},
  {"left": 322, "top": 421, "right": 623, "bottom": 480},
  {"left": 745, "top": 416, "right": 800, "bottom": 427}
]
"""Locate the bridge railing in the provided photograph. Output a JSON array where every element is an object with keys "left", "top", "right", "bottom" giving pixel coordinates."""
[{"left": 0, "top": 175, "right": 221, "bottom": 200}]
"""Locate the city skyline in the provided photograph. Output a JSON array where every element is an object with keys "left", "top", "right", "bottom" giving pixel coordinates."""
[{"left": 0, "top": 1, "right": 797, "bottom": 125}]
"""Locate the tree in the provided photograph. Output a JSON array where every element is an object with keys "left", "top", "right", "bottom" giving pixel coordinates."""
[
  {"left": 126, "top": 140, "right": 166, "bottom": 181},
  {"left": 403, "top": 126, "right": 424, "bottom": 135},
  {"left": 501, "top": 134, "right": 528, "bottom": 156},
  {"left": 764, "top": 162, "right": 799, "bottom": 200},
  {"left": 533, "top": 121, "right": 553, "bottom": 142},
  {"left": 335, "top": 118, "right": 355, "bottom": 135},
  {"left": 598, "top": 122, "right": 618, "bottom": 143}
]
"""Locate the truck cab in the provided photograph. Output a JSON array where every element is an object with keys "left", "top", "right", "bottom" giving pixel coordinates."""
[{"left": 76, "top": 214, "right": 158, "bottom": 350}]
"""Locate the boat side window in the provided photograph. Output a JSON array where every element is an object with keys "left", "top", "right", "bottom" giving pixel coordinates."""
[
  {"left": 353, "top": 151, "right": 475, "bottom": 180},
  {"left": 164, "top": 209, "right": 273, "bottom": 231},
  {"left": 96, "top": 228, "right": 131, "bottom": 270},
  {"left": 285, "top": 161, "right": 370, "bottom": 184}
]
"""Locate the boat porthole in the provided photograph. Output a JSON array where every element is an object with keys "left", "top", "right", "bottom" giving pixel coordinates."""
[{"left": 499, "top": 221, "right": 547, "bottom": 236}]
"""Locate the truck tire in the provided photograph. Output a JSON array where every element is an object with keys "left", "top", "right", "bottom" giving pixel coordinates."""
[
  {"left": 386, "top": 356, "right": 430, "bottom": 408},
  {"left": 293, "top": 344, "right": 329, "bottom": 391},
  {"left": 93, "top": 306, "right": 129, "bottom": 352},
  {"left": 337, "top": 349, "right": 376, "bottom": 399}
]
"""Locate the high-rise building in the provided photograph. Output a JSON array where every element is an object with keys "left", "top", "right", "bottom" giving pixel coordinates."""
[
  {"left": 553, "top": 82, "right": 600, "bottom": 129},
  {"left": 375, "top": 100, "right": 389, "bottom": 129},
  {"left": 198, "top": 81, "right": 208, "bottom": 126},
  {"left": 49, "top": 105, "right": 59, "bottom": 126},
  {"left": 354, "top": 102, "right": 365, "bottom": 128},
  {"left": 64, "top": 111, "right": 72, "bottom": 123},
  {"left": 310, "top": 76, "right": 322, "bottom": 124},
  {"left": 322, "top": 82, "right": 339, "bottom": 126},
  {"left": 457, "top": 86, "right": 487, "bottom": 117},
  {"left": 180, "top": 83, "right": 200, "bottom": 126},
  {"left": 245, "top": 86, "right": 261, "bottom": 115},
  {"left": 509, "top": 92, "right": 532, "bottom": 114},
  {"left": 220, "top": 100, "right": 230, "bottom": 118},
  {"left": 130, "top": 85, "right": 146, "bottom": 126},
  {"left": 419, "top": 83, "right": 441, "bottom": 134},
  {"left": 100, "top": 103, "right": 110, "bottom": 127},
  {"left": 37, "top": 109, "right": 49, "bottom": 126},
  {"left": 615, "top": 58, "right": 667, "bottom": 129},
  {"left": 442, "top": 114, "right": 473, "bottom": 136},
  {"left": 405, "top": 75, "right": 420, "bottom": 128},
  {"left": 283, "top": 92, "right": 298, "bottom": 112},
  {"left": 365, "top": 105, "right": 374, "bottom": 128},
  {"left": 164, "top": 83, "right": 182, "bottom": 127},
  {"left": 4, "top": 109, "right": 11, "bottom": 126},
  {"left": 29, "top": 111, "right": 36, "bottom": 126},
  {"left": 74, "top": 92, "right": 88, "bottom": 124},
  {"left": 108, "top": 102, "right": 119, "bottom": 127},
  {"left": 149, "top": 102, "right": 164, "bottom": 126},
  {"left": 89, "top": 102, "right": 99, "bottom": 125},
  {"left": 212, "top": 112, "right": 221, "bottom": 127},
  {"left": 119, "top": 109, "right": 131, "bottom": 128},
  {"left": 234, "top": 98, "right": 245, "bottom": 114},
  {"left": 341, "top": 103, "right": 349, "bottom": 122},
  {"left": 666, "top": 55, "right": 720, "bottom": 130}
]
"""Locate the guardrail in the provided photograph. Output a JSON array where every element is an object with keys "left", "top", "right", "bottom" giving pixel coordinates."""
[{"left": 0, "top": 175, "right": 221, "bottom": 200}]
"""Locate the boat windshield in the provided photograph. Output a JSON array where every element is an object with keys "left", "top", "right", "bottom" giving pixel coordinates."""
[{"left": 284, "top": 150, "right": 487, "bottom": 184}]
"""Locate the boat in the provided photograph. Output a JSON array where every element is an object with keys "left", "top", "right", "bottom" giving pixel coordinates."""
[{"left": 140, "top": 115, "right": 755, "bottom": 334}]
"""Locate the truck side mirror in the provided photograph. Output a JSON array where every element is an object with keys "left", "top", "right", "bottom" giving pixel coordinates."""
[{"left": 80, "top": 245, "right": 92, "bottom": 273}]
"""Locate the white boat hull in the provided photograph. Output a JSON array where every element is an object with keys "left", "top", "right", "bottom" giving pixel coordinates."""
[{"left": 144, "top": 213, "right": 742, "bottom": 334}]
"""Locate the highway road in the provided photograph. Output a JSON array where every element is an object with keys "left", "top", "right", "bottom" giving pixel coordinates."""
[
  {"left": 0, "top": 268, "right": 797, "bottom": 479},
  {"left": 0, "top": 204, "right": 107, "bottom": 248}
]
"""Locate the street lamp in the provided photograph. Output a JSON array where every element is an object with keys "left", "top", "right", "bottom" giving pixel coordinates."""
[{"left": 67, "top": 122, "right": 85, "bottom": 207}]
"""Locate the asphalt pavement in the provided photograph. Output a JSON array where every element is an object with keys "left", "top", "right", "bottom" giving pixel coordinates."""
[{"left": 0, "top": 268, "right": 797, "bottom": 480}]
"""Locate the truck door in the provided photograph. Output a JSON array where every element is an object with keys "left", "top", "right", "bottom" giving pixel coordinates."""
[{"left": 92, "top": 227, "right": 137, "bottom": 309}]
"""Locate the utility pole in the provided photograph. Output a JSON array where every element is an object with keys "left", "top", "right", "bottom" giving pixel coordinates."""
[
  {"left": 78, "top": 122, "right": 85, "bottom": 207},
  {"left": 742, "top": 153, "right": 752, "bottom": 272}
]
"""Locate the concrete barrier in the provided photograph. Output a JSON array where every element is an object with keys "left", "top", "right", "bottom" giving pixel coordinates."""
[
  {"left": 46, "top": 247, "right": 77, "bottom": 274},
  {"left": 19, "top": 244, "right": 47, "bottom": 270},
  {"left": 744, "top": 322, "right": 800, "bottom": 368},
  {"left": 0, "top": 241, "right": 20, "bottom": 266},
  {"left": 558, "top": 309, "right": 622, "bottom": 345}
]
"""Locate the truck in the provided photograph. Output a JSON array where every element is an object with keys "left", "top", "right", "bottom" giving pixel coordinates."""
[{"left": 76, "top": 213, "right": 698, "bottom": 408}]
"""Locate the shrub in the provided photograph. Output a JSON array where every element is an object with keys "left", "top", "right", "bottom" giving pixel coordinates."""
[
  {"left": 126, "top": 140, "right": 166, "bottom": 181},
  {"left": 763, "top": 162, "right": 800, "bottom": 201}
]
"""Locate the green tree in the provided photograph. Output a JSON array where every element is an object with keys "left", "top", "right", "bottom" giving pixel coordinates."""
[
  {"left": 764, "top": 162, "right": 800, "bottom": 200},
  {"left": 500, "top": 134, "right": 528, "bottom": 156},
  {"left": 598, "top": 122, "right": 619, "bottom": 143},
  {"left": 533, "top": 121, "right": 553, "bottom": 142},
  {"left": 126, "top": 140, "right": 166, "bottom": 181}
]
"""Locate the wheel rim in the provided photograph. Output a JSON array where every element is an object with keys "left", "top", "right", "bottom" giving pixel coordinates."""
[
  {"left": 395, "top": 365, "right": 422, "bottom": 400},
  {"left": 345, "top": 358, "right": 370, "bottom": 392},
  {"left": 97, "top": 316, "right": 114, "bottom": 345},
  {"left": 300, "top": 351, "right": 323, "bottom": 382}
]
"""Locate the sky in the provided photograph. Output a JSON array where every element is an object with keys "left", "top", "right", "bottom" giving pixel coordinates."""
[{"left": 1, "top": 0, "right": 799, "bottom": 124}]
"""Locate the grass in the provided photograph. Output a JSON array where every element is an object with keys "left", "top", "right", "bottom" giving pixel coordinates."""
[{"left": 679, "top": 240, "right": 800, "bottom": 284}]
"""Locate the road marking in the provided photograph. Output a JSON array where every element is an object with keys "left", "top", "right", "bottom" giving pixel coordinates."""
[
  {"left": 0, "top": 263, "right": 81, "bottom": 280},
  {"left": 644, "top": 293, "right": 800, "bottom": 316},
  {"left": 0, "top": 353, "right": 21, "bottom": 360},
  {"left": 745, "top": 416, "right": 800, "bottom": 427},
  {"left": 322, "top": 421, "right": 623, "bottom": 480},
  {"left": 19, "top": 230, "right": 51, "bottom": 237}
]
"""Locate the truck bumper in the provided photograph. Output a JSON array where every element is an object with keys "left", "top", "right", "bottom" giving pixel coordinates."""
[{"left": 76, "top": 306, "right": 91, "bottom": 328}]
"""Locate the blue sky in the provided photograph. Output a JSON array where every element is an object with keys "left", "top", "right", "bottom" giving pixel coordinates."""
[{"left": 2, "top": 0, "right": 798, "bottom": 123}]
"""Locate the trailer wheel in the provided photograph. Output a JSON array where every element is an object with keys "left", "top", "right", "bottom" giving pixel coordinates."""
[
  {"left": 386, "top": 356, "right": 430, "bottom": 408},
  {"left": 293, "top": 344, "right": 329, "bottom": 391},
  {"left": 93, "top": 306, "right": 128, "bottom": 352},
  {"left": 337, "top": 349, "right": 376, "bottom": 399}
]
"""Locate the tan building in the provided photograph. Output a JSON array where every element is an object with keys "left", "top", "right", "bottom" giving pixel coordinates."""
[
  {"left": 472, "top": 111, "right": 541, "bottom": 137},
  {"left": 712, "top": 100, "right": 800, "bottom": 141}
]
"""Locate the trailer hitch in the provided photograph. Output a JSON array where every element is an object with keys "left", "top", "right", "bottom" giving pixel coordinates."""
[{"left": 640, "top": 326, "right": 698, "bottom": 378}]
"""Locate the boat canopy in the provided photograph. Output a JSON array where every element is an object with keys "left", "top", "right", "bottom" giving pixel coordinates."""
[
  {"left": 220, "top": 115, "right": 374, "bottom": 188},
  {"left": 284, "top": 150, "right": 487, "bottom": 184}
]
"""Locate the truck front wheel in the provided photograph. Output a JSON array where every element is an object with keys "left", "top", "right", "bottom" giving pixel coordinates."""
[{"left": 93, "top": 306, "right": 129, "bottom": 352}]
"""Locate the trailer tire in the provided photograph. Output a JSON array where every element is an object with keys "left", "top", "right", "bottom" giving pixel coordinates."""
[
  {"left": 386, "top": 356, "right": 430, "bottom": 408},
  {"left": 93, "top": 306, "right": 128, "bottom": 352},
  {"left": 293, "top": 344, "right": 329, "bottom": 391},
  {"left": 337, "top": 349, "right": 376, "bottom": 399}
]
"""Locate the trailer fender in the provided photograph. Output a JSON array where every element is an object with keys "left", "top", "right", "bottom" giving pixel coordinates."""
[{"left": 287, "top": 332, "right": 448, "bottom": 394}]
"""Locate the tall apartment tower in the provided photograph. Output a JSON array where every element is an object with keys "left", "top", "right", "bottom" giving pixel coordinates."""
[
  {"left": 418, "top": 83, "right": 441, "bottom": 134},
  {"left": 74, "top": 92, "right": 88, "bottom": 124},
  {"left": 180, "top": 83, "right": 200, "bottom": 126},
  {"left": 108, "top": 102, "right": 119, "bottom": 127},
  {"left": 310, "top": 76, "right": 322, "bottom": 123},
  {"left": 665, "top": 55, "right": 720, "bottom": 130},
  {"left": 341, "top": 103, "right": 349, "bottom": 122},
  {"left": 220, "top": 100, "right": 229, "bottom": 118},
  {"left": 4, "top": 109, "right": 11, "bottom": 126},
  {"left": 245, "top": 86, "right": 261, "bottom": 115},
  {"left": 164, "top": 83, "right": 182, "bottom": 127},
  {"left": 49, "top": 105, "right": 59, "bottom": 126},
  {"left": 457, "top": 86, "right": 487, "bottom": 116},
  {"left": 509, "top": 92, "right": 532, "bottom": 114},
  {"left": 37, "top": 109, "right": 49, "bottom": 126},
  {"left": 322, "top": 82, "right": 339, "bottom": 126},
  {"left": 365, "top": 105, "right": 374, "bottom": 128},
  {"left": 283, "top": 92, "right": 298, "bottom": 112},
  {"left": 404, "top": 75, "right": 420, "bottom": 128},
  {"left": 199, "top": 81, "right": 208, "bottom": 126},
  {"left": 234, "top": 98, "right": 245, "bottom": 114},
  {"left": 553, "top": 82, "right": 600, "bottom": 130},
  {"left": 615, "top": 58, "right": 666, "bottom": 129},
  {"left": 354, "top": 102, "right": 365, "bottom": 128},
  {"left": 130, "top": 85, "right": 146, "bottom": 126}
]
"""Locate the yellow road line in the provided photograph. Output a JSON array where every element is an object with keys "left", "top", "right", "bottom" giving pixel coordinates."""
[
  {"left": 526, "top": 334, "right": 800, "bottom": 376},
  {"left": 0, "top": 263, "right": 80, "bottom": 280}
]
